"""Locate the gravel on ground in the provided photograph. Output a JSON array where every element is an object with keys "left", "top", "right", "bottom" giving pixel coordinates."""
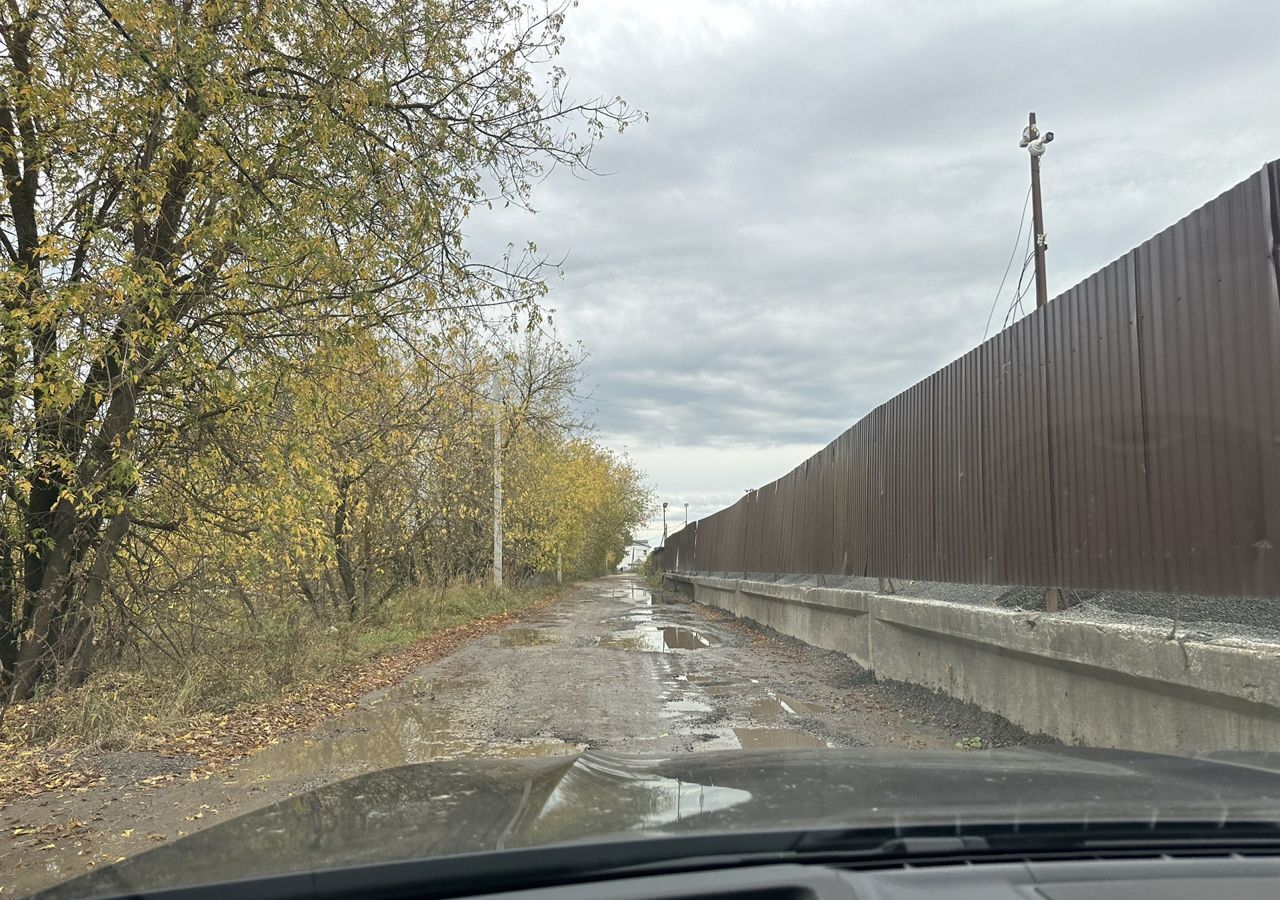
[{"left": 687, "top": 572, "right": 1280, "bottom": 645}]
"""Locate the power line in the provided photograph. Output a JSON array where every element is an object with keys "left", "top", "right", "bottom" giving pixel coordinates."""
[
  {"left": 1004, "top": 227, "right": 1035, "bottom": 330},
  {"left": 982, "top": 184, "right": 1033, "bottom": 341}
]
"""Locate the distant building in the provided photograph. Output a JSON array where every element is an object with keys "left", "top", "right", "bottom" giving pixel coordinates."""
[{"left": 619, "top": 539, "right": 650, "bottom": 570}]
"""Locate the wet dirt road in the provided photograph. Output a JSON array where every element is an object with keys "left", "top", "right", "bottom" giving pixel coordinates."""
[
  {"left": 450, "top": 575, "right": 960, "bottom": 756},
  {"left": 4, "top": 575, "right": 967, "bottom": 895}
]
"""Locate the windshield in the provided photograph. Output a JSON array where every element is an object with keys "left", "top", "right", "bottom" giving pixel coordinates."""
[{"left": 2, "top": 0, "right": 1279, "bottom": 897}]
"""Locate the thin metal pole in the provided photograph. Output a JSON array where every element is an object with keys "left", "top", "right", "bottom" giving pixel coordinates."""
[
  {"left": 492, "top": 374, "right": 503, "bottom": 590},
  {"left": 1029, "top": 112, "right": 1049, "bottom": 309}
]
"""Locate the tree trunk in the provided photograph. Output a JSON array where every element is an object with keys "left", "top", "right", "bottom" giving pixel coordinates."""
[
  {"left": 333, "top": 481, "right": 358, "bottom": 620},
  {"left": 0, "top": 554, "right": 18, "bottom": 680},
  {"left": 6, "top": 536, "right": 77, "bottom": 700},
  {"left": 58, "top": 514, "right": 131, "bottom": 687},
  {"left": 297, "top": 572, "right": 322, "bottom": 613}
]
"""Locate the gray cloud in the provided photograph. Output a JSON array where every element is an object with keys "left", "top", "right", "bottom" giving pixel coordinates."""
[{"left": 464, "top": 0, "right": 1280, "bottom": 539}]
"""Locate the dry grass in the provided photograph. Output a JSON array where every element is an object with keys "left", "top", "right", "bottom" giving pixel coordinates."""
[{"left": 1, "top": 581, "right": 558, "bottom": 757}]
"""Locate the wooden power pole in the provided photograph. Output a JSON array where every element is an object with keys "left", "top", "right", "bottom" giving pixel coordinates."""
[
  {"left": 492, "top": 373, "right": 503, "bottom": 590},
  {"left": 1027, "top": 112, "right": 1050, "bottom": 308},
  {"left": 1020, "top": 112, "right": 1058, "bottom": 611}
]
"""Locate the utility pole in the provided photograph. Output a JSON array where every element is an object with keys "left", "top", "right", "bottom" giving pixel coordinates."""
[
  {"left": 684, "top": 502, "right": 688, "bottom": 526},
  {"left": 661, "top": 502, "right": 668, "bottom": 547},
  {"left": 1020, "top": 112, "right": 1054, "bottom": 308},
  {"left": 1020, "top": 112, "right": 1058, "bottom": 611},
  {"left": 491, "top": 373, "right": 503, "bottom": 590}
]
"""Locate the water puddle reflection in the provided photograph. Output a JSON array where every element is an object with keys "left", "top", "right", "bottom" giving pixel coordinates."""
[
  {"left": 733, "top": 727, "right": 828, "bottom": 750},
  {"left": 498, "top": 628, "right": 554, "bottom": 647},
  {"left": 234, "top": 703, "right": 579, "bottom": 782},
  {"left": 597, "top": 626, "right": 718, "bottom": 652},
  {"left": 662, "top": 627, "right": 715, "bottom": 649},
  {"left": 746, "top": 694, "right": 825, "bottom": 721}
]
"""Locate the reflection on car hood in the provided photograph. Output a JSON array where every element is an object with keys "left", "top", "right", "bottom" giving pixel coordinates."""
[{"left": 40, "top": 746, "right": 1280, "bottom": 898}]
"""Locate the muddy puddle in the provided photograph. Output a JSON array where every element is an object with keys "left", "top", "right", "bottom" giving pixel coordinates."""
[
  {"left": 663, "top": 694, "right": 714, "bottom": 715},
  {"left": 746, "top": 694, "right": 826, "bottom": 720},
  {"left": 498, "top": 627, "right": 554, "bottom": 647},
  {"left": 597, "top": 626, "right": 718, "bottom": 652},
  {"left": 733, "top": 727, "right": 828, "bottom": 750},
  {"left": 233, "top": 703, "right": 580, "bottom": 783},
  {"left": 606, "top": 583, "right": 682, "bottom": 607},
  {"left": 629, "top": 592, "right": 683, "bottom": 607}
]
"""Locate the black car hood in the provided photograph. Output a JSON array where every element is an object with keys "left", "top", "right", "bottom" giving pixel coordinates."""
[{"left": 39, "top": 746, "right": 1280, "bottom": 898}]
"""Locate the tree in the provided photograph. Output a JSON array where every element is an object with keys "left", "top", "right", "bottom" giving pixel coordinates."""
[
  {"left": 0, "top": 0, "right": 638, "bottom": 699},
  {"left": 506, "top": 432, "right": 650, "bottom": 578}
]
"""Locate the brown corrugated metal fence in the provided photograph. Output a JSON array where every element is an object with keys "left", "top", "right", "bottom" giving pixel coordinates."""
[{"left": 655, "top": 162, "right": 1280, "bottom": 599}]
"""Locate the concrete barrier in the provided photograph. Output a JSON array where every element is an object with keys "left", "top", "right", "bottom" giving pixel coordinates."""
[{"left": 666, "top": 573, "right": 1280, "bottom": 753}]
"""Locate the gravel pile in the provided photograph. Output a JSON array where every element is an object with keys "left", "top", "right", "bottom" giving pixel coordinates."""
[
  {"left": 724, "top": 612, "right": 1053, "bottom": 750},
  {"left": 873, "top": 679, "right": 1059, "bottom": 749}
]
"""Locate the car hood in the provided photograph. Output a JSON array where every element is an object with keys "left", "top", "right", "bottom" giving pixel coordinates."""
[{"left": 39, "top": 746, "right": 1280, "bottom": 898}]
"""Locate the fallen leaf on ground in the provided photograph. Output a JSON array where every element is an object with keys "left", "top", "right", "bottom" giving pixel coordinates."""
[{"left": 0, "top": 590, "right": 565, "bottom": 810}]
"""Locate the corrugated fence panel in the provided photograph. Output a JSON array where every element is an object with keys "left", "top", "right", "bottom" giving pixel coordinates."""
[
  {"left": 932, "top": 354, "right": 969, "bottom": 581},
  {"left": 830, "top": 430, "right": 847, "bottom": 574},
  {"left": 1044, "top": 248, "right": 1154, "bottom": 591},
  {"left": 851, "top": 426, "right": 867, "bottom": 575},
  {"left": 657, "top": 162, "right": 1279, "bottom": 599},
  {"left": 987, "top": 312, "right": 1054, "bottom": 585},
  {"left": 1134, "top": 166, "right": 1280, "bottom": 597}
]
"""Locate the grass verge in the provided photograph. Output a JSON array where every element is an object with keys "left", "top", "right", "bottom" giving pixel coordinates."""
[{"left": 0, "top": 580, "right": 566, "bottom": 807}]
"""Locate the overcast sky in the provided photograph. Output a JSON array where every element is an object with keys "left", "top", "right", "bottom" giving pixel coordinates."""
[{"left": 468, "top": 0, "right": 1280, "bottom": 549}]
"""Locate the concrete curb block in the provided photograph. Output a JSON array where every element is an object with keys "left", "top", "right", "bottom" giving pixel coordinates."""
[{"left": 666, "top": 573, "right": 1280, "bottom": 753}]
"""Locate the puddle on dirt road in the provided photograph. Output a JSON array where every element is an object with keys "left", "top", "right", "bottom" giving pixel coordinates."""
[
  {"left": 746, "top": 694, "right": 826, "bottom": 720},
  {"left": 498, "top": 627, "right": 554, "bottom": 647},
  {"left": 235, "top": 703, "right": 579, "bottom": 783},
  {"left": 663, "top": 694, "right": 714, "bottom": 715},
  {"left": 663, "top": 627, "right": 716, "bottom": 649},
  {"left": 615, "top": 612, "right": 696, "bottom": 627},
  {"left": 597, "top": 626, "right": 718, "bottom": 652},
  {"left": 733, "top": 727, "right": 828, "bottom": 750},
  {"left": 603, "top": 581, "right": 682, "bottom": 607}
]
